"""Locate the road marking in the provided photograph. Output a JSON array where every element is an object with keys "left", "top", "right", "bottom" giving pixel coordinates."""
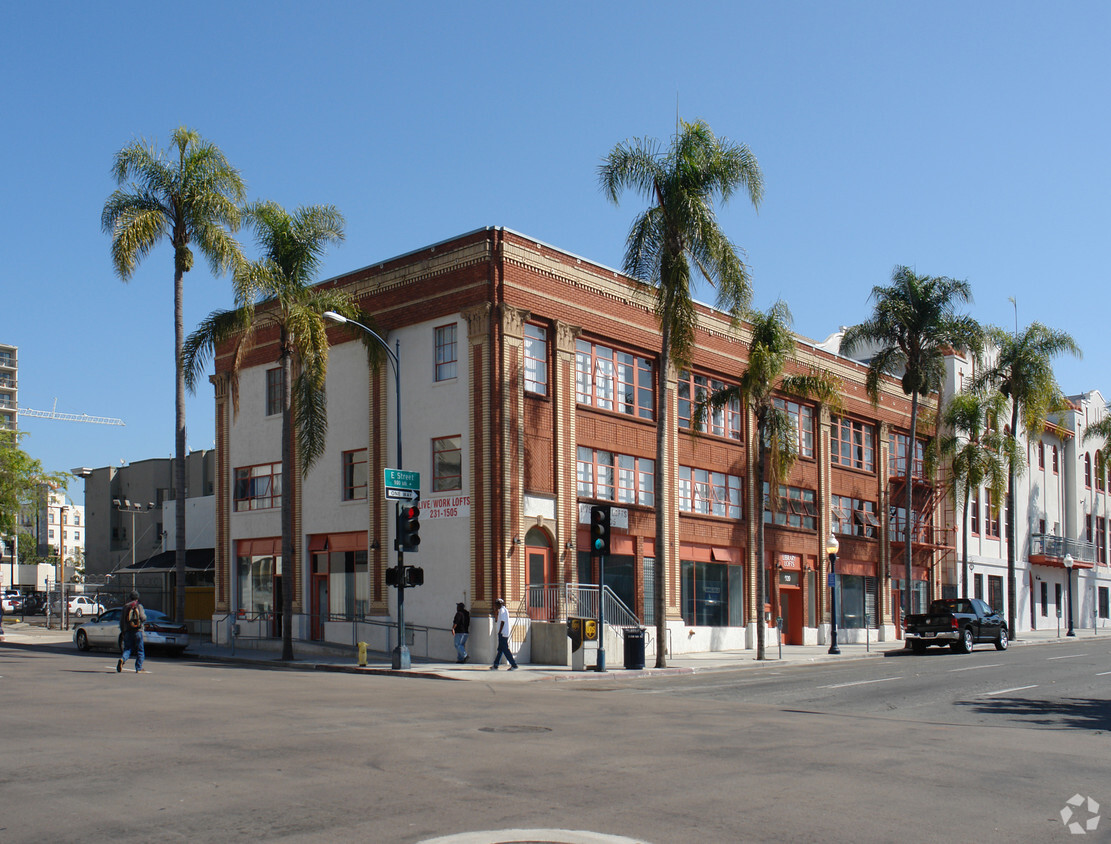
[
  {"left": 1096, "top": 671, "right": 1111, "bottom": 676},
  {"left": 818, "top": 677, "right": 901, "bottom": 689},
  {"left": 948, "top": 663, "right": 1001, "bottom": 672},
  {"left": 983, "top": 684, "right": 1038, "bottom": 696},
  {"left": 1047, "top": 654, "right": 1087, "bottom": 660}
]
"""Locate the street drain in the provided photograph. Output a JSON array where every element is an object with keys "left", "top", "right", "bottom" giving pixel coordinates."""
[{"left": 478, "top": 725, "right": 552, "bottom": 734}]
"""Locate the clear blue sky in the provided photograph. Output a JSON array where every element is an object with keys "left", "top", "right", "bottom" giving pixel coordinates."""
[{"left": 4, "top": 2, "right": 1109, "bottom": 483}]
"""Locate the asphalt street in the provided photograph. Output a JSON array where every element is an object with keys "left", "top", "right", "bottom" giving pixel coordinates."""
[{"left": 1, "top": 637, "right": 1108, "bottom": 844}]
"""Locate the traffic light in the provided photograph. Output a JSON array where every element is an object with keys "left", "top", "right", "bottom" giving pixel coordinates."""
[
  {"left": 403, "top": 565, "right": 424, "bottom": 587},
  {"left": 396, "top": 500, "right": 421, "bottom": 552},
  {"left": 385, "top": 565, "right": 400, "bottom": 587},
  {"left": 590, "top": 504, "right": 611, "bottom": 555}
]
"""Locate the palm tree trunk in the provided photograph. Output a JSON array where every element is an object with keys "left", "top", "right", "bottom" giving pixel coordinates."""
[
  {"left": 1007, "top": 401, "right": 1019, "bottom": 640},
  {"left": 280, "top": 339, "right": 295, "bottom": 661},
  {"left": 174, "top": 266, "right": 187, "bottom": 624},
  {"left": 653, "top": 325, "right": 670, "bottom": 668},
  {"left": 755, "top": 432, "right": 767, "bottom": 660},
  {"left": 906, "top": 391, "right": 919, "bottom": 623},
  {"left": 961, "top": 485, "right": 970, "bottom": 599}
]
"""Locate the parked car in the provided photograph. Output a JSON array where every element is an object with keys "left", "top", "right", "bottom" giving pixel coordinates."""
[
  {"left": 2, "top": 594, "right": 23, "bottom": 612},
  {"left": 73, "top": 607, "right": 190, "bottom": 656},
  {"left": 21, "top": 593, "right": 48, "bottom": 615},
  {"left": 65, "top": 596, "right": 105, "bottom": 618},
  {"left": 904, "top": 597, "right": 1009, "bottom": 653}
]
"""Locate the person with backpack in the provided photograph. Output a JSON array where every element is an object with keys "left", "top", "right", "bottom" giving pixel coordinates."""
[{"left": 117, "top": 590, "right": 147, "bottom": 673}]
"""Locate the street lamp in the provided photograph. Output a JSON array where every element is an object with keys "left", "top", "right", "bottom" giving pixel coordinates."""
[
  {"left": 1063, "top": 553, "right": 1076, "bottom": 637},
  {"left": 827, "top": 533, "right": 841, "bottom": 655},
  {"left": 113, "top": 499, "right": 155, "bottom": 589},
  {"left": 323, "top": 311, "right": 411, "bottom": 670}
]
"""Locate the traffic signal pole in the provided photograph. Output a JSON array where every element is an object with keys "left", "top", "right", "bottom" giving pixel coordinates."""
[{"left": 322, "top": 313, "right": 411, "bottom": 669}]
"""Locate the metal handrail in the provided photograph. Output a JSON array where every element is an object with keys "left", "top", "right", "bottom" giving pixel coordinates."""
[
  {"left": 525, "top": 583, "right": 642, "bottom": 633},
  {"left": 1031, "top": 534, "right": 1098, "bottom": 564}
]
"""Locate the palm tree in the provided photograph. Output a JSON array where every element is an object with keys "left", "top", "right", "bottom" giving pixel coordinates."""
[
  {"left": 700, "top": 302, "right": 841, "bottom": 659},
  {"left": 183, "top": 201, "right": 357, "bottom": 661},
  {"left": 840, "top": 266, "right": 981, "bottom": 627},
  {"left": 102, "top": 127, "right": 245, "bottom": 624},
  {"left": 930, "top": 390, "right": 1012, "bottom": 598},
  {"left": 972, "top": 323, "right": 1080, "bottom": 639},
  {"left": 600, "top": 119, "right": 763, "bottom": 667}
]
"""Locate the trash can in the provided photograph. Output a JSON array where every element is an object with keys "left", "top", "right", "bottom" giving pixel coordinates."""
[{"left": 623, "top": 627, "right": 646, "bottom": 670}]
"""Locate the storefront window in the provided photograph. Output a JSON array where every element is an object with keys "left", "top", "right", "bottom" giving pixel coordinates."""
[
  {"left": 237, "top": 554, "right": 280, "bottom": 616},
  {"left": 836, "top": 575, "right": 877, "bottom": 628},
  {"left": 681, "top": 561, "right": 744, "bottom": 627}
]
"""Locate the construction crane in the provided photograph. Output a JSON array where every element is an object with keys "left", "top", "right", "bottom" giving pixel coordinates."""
[{"left": 21, "top": 399, "right": 125, "bottom": 426}]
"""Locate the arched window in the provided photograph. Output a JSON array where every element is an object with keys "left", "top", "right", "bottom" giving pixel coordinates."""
[{"left": 1098, "top": 451, "right": 1106, "bottom": 492}]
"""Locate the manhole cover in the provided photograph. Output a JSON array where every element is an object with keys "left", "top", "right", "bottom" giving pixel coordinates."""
[{"left": 478, "top": 725, "right": 552, "bottom": 734}]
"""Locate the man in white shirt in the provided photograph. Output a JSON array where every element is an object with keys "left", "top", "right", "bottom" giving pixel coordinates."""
[{"left": 490, "top": 598, "right": 518, "bottom": 670}]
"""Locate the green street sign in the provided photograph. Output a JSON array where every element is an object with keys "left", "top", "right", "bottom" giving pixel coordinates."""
[{"left": 384, "top": 468, "right": 420, "bottom": 501}]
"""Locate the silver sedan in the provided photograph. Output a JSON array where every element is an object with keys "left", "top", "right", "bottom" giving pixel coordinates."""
[{"left": 73, "top": 607, "right": 190, "bottom": 656}]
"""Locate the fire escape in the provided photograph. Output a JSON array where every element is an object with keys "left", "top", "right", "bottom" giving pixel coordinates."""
[{"left": 887, "top": 442, "right": 955, "bottom": 585}]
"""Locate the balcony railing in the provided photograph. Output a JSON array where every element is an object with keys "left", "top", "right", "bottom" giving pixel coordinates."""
[{"left": 1030, "top": 533, "right": 1098, "bottom": 564}]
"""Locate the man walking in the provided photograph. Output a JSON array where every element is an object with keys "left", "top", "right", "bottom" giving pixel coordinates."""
[
  {"left": 117, "top": 590, "right": 147, "bottom": 673},
  {"left": 452, "top": 601, "right": 470, "bottom": 663},
  {"left": 490, "top": 597, "right": 518, "bottom": 670}
]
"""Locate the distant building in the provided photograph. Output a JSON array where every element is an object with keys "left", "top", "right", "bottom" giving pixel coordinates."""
[
  {"left": 72, "top": 450, "right": 216, "bottom": 591},
  {"left": 0, "top": 343, "right": 16, "bottom": 431}
]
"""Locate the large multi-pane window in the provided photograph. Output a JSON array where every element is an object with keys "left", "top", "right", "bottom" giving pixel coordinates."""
[
  {"left": 435, "top": 324, "right": 457, "bottom": 381},
  {"left": 831, "top": 494, "right": 879, "bottom": 538},
  {"left": 984, "top": 489, "right": 1001, "bottom": 538},
  {"left": 237, "top": 552, "right": 279, "bottom": 615},
  {"left": 523, "top": 323, "right": 548, "bottom": 395},
  {"left": 1097, "top": 451, "right": 1106, "bottom": 492},
  {"left": 677, "top": 371, "right": 741, "bottom": 439},
  {"left": 1100, "top": 586, "right": 1109, "bottom": 620},
  {"left": 311, "top": 549, "right": 368, "bottom": 619},
  {"left": 889, "top": 433, "right": 926, "bottom": 479},
  {"left": 831, "top": 416, "right": 875, "bottom": 472},
  {"left": 1085, "top": 453, "right": 1092, "bottom": 488},
  {"left": 771, "top": 398, "right": 815, "bottom": 458},
  {"left": 836, "top": 575, "right": 878, "bottom": 628},
  {"left": 342, "top": 449, "right": 367, "bottom": 501},
  {"left": 266, "top": 368, "right": 282, "bottom": 417},
  {"left": 681, "top": 561, "right": 745, "bottom": 626},
  {"left": 1038, "top": 441, "right": 1045, "bottom": 470},
  {"left": 970, "top": 487, "right": 980, "bottom": 534},
  {"left": 678, "top": 466, "right": 742, "bottom": 518},
  {"left": 432, "top": 436, "right": 462, "bottom": 491},
  {"left": 575, "top": 340, "right": 654, "bottom": 419},
  {"left": 234, "top": 462, "right": 281, "bottom": 511},
  {"left": 1097, "top": 516, "right": 1106, "bottom": 565},
  {"left": 577, "top": 446, "right": 653, "bottom": 506},
  {"left": 763, "top": 483, "right": 817, "bottom": 530}
]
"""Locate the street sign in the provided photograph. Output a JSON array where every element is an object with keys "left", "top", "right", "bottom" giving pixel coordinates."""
[
  {"left": 578, "top": 503, "right": 628, "bottom": 528},
  {"left": 384, "top": 468, "right": 420, "bottom": 501}
]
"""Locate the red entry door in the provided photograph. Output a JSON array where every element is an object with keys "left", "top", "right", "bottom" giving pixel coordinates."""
[{"left": 527, "top": 547, "right": 555, "bottom": 620}]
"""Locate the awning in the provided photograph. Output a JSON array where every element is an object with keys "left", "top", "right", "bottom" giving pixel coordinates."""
[{"left": 124, "top": 548, "right": 215, "bottom": 574}]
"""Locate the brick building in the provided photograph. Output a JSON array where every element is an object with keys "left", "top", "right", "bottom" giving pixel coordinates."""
[{"left": 208, "top": 227, "right": 944, "bottom": 661}]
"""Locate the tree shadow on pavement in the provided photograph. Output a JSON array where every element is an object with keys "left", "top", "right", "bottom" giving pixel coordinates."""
[{"left": 956, "top": 695, "right": 1111, "bottom": 731}]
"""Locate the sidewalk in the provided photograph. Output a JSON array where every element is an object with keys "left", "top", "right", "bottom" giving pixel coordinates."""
[{"left": 2, "top": 620, "right": 1094, "bottom": 682}]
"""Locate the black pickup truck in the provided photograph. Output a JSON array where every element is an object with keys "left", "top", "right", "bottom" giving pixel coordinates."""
[{"left": 904, "top": 598, "right": 1009, "bottom": 654}]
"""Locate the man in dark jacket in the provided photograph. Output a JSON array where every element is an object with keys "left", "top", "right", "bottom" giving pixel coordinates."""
[
  {"left": 117, "top": 590, "right": 147, "bottom": 673},
  {"left": 452, "top": 602, "right": 470, "bottom": 663}
]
